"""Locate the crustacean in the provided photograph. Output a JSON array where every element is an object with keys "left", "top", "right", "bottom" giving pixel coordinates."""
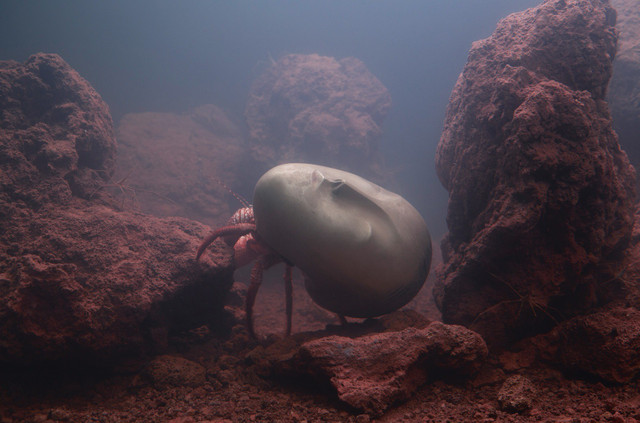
[{"left": 196, "top": 163, "right": 432, "bottom": 338}]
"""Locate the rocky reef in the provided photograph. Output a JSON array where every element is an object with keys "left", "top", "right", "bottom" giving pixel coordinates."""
[
  {"left": 434, "top": 0, "right": 637, "bottom": 356},
  {"left": 0, "top": 53, "right": 233, "bottom": 365},
  {"left": 0, "top": 53, "right": 488, "bottom": 418},
  {"left": 4, "top": 3, "right": 640, "bottom": 418}
]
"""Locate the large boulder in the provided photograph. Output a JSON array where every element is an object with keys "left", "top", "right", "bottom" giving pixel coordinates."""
[
  {"left": 434, "top": 0, "right": 636, "bottom": 348},
  {"left": 257, "top": 320, "right": 487, "bottom": 416},
  {"left": 114, "top": 105, "right": 246, "bottom": 227},
  {"left": 0, "top": 53, "right": 115, "bottom": 202},
  {"left": 0, "top": 53, "right": 233, "bottom": 364},
  {"left": 245, "top": 53, "right": 391, "bottom": 182},
  {"left": 0, "top": 205, "right": 232, "bottom": 364},
  {"left": 609, "top": 0, "right": 640, "bottom": 171}
]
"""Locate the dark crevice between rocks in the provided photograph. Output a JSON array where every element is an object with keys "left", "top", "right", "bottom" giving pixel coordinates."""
[{"left": 143, "top": 266, "right": 236, "bottom": 352}]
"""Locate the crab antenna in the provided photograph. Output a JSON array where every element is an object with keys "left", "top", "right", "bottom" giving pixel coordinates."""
[{"left": 215, "top": 178, "right": 251, "bottom": 208}]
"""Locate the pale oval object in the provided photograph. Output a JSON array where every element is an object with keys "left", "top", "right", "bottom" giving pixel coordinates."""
[{"left": 253, "top": 163, "right": 432, "bottom": 317}]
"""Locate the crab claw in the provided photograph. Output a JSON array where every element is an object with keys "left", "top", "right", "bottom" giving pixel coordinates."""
[{"left": 196, "top": 223, "right": 256, "bottom": 261}]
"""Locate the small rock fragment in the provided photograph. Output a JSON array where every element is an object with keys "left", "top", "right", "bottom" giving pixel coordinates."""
[{"left": 497, "top": 375, "right": 536, "bottom": 413}]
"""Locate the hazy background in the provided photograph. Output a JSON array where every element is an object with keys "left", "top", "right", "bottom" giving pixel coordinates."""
[{"left": 0, "top": 0, "right": 540, "bottom": 240}]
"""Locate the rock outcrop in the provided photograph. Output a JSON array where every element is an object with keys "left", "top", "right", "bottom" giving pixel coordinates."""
[
  {"left": 115, "top": 105, "right": 245, "bottom": 227},
  {"left": 434, "top": 0, "right": 637, "bottom": 348},
  {"left": 497, "top": 375, "right": 536, "bottom": 413},
  {"left": 258, "top": 319, "right": 487, "bottom": 416},
  {"left": 546, "top": 307, "right": 640, "bottom": 383},
  {"left": 0, "top": 53, "right": 233, "bottom": 364},
  {"left": 0, "top": 53, "right": 115, "bottom": 201},
  {"left": 245, "top": 54, "right": 391, "bottom": 182},
  {"left": 609, "top": 0, "right": 640, "bottom": 170}
]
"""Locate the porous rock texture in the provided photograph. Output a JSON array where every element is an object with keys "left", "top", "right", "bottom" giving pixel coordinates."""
[
  {"left": 142, "top": 354, "right": 208, "bottom": 388},
  {"left": 0, "top": 53, "right": 115, "bottom": 199},
  {"left": 0, "top": 53, "right": 233, "bottom": 365},
  {"left": 497, "top": 375, "right": 536, "bottom": 413},
  {"left": 260, "top": 319, "right": 487, "bottom": 416},
  {"left": 245, "top": 53, "right": 391, "bottom": 182},
  {"left": 609, "top": 0, "right": 640, "bottom": 169},
  {"left": 434, "top": 0, "right": 637, "bottom": 348},
  {"left": 546, "top": 307, "right": 640, "bottom": 383},
  {"left": 114, "top": 104, "right": 246, "bottom": 227},
  {"left": 521, "top": 209, "right": 640, "bottom": 384}
]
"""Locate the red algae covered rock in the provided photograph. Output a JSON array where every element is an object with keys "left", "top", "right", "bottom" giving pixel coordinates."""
[
  {"left": 114, "top": 104, "right": 245, "bottom": 227},
  {"left": 497, "top": 375, "right": 536, "bottom": 413},
  {"left": 434, "top": 0, "right": 636, "bottom": 347},
  {"left": 546, "top": 307, "right": 640, "bottom": 383},
  {"left": 245, "top": 53, "right": 391, "bottom": 181},
  {"left": 1, "top": 205, "right": 233, "bottom": 363},
  {"left": 264, "top": 321, "right": 487, "bottom": 416},
  {"left": 531, "top": 209, "right": 640, "bottom": 383},
  {"left": 0, "top": 53, "right": 116, "bottom": 202},
  {"left": 0, "top": 54, "right": 233, "bottom": 364}
]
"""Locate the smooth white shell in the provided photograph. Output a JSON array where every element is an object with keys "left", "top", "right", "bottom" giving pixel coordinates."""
[{"left": 253, "top": 163, "right": 432, "bottom": 317}]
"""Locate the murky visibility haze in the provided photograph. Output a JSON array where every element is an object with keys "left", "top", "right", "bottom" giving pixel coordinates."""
[
  {"left": 0, "top": 0, "right": 540, "bottom": 239},
  {"left": 3, "top": 1, "right": 640, "bottom": 421}
]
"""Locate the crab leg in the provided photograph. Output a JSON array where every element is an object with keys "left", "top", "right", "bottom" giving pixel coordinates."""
[
  {"left": 246, "top": 257, "right": 265, "bottom": 339},
  {"left": 195, "top": 223, "right": 256, "bottom": 260},
  {"left": 284, "top": 264, "right": 293, "bottom": 336},
  {"left": 245, "top": 253, "right": 285, "bottom": 338}
]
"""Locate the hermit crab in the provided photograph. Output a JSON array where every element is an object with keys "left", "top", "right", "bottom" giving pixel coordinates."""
[{"left": 196, "top": 163, "right": 432, "bottom": 337}]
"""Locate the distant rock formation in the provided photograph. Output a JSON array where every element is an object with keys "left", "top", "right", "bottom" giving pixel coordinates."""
[
  {"left": 245, "top": 54, "right": 391, "bottom": 182},
  {"left": 434, "top": 0, "right": 636, "bottom": 348},
  {"left": 0, "top": 52, "right": 115, "bottom": 202},
  {"left": 115, "top": 104, "right": 246, "bottom": 227},
  {"left": 0, "top": 53, "right": 232, "bottom": 365},
  {"left": 609, "top": 0, "right": 640, "bottom": 172}
]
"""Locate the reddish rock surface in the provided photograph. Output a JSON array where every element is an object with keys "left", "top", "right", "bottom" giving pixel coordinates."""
[
  {"left": 245, "top": 53, "right": 391, "bottom": 182},
  {"left": 114, "top": 105, "right": 246, "bottom": 227},
  {"left": 0, "top": 53, "right": 115, "bottom": 201},
  {"left": 0, "top": 53, "right": 233, "bottom": 364},
  {"left": 521, "top": 207, "right": 640, "bottom": 384},
  {"left": 545, "top": 307, "right": 640, "bottom": 383},
  {"left": 266, "top": 320, "right": 487, "bottom": 416},
  {"left": 1, "top": 204, "right": 233, "bottom": 364},
  {"left": 4, "top": 302, "right": 640, "bottom": 422},
  {"left": 434, "top": 0, "right": 637, "bottom": 347},
  {"left": 609, "top": 0, "right": 640, "bottom": 170},
  {"left": 497, "top": 375, "right": 536, "bottom": 413}
]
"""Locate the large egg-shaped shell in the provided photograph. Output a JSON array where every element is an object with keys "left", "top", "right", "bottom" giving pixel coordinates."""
[{"left": 253, "top": 163, "right": 432, "bottom": 317}]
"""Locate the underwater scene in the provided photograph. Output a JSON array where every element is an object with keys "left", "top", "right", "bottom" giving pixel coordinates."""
[{"left": 1, "top": 0, "right": 640, "bottom": 421}]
